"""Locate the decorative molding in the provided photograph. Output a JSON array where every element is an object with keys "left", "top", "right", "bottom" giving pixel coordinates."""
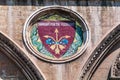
[
  {"left": 23, "top": 6, "right": 90, "bottom": 63},
  {"left": 80, "top": 24, "right": 120, "bottom": 80},
  {"left": 0, "top": 32, "right": 44, "bottom": 80},
  {"left": 111, "top": 52, "right": 120, "bottom": 79}
]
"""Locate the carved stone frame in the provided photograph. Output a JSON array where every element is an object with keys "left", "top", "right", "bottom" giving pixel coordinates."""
[
  {"left": 110, "top": 52, "right": 120, "bottom": 79},
  {"left": 23, "top": 6, "right": 89, "bottom": 63}
]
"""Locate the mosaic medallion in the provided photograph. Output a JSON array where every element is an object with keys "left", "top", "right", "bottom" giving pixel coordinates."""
[{"left": 23, "top": 6, "right": 89, "bottom": 63}]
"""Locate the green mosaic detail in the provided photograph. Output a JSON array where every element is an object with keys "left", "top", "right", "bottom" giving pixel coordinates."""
[
  {"left": 39, "top": 14, "right": 70, "bottom": 20},
  {"left": 31, "top": 25, "right": 53, "bottom": 58},
  {"left": 31, "top": 24, "right": 83, "bottom": 58},
  {"left": 31, "top": 14, "right": 83, "bottom": 58}
]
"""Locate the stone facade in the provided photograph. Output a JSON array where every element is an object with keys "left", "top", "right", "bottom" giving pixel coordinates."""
[{"left": 0, "top": 0, "right": 120, "bottom": 80}]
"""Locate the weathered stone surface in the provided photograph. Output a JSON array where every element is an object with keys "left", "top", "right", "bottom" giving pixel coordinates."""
[{"left": 0, "top": 0, "right": 120, "bottom": 80}]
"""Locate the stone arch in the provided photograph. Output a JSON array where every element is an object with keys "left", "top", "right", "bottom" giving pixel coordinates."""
[
  {"left": 80, "top": 24, "right": 120, "bottom": 80},
  {"left": 0, "top": 31, "right": 44, "bottom": 80}
]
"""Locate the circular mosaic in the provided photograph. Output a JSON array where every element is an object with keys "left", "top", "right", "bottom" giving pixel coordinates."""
[{"left": 23, "top": 6, "right": 89, "bottom": 63}]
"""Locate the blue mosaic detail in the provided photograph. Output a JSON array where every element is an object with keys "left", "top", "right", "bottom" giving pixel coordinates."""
[
  {"left": 59, "top": 38, "right": 68, "bottom": 45},
  {"left": 46, "top": 38, "right": 55, "bottom": 45}
]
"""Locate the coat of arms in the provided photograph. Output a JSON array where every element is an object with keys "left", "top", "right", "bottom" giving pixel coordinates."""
[
  {"left": 23, "top": 6, "right": 89, "bottom": 63},
  {"left": 30, "top": 20, "right": 83, "bottom": 58},
  {"left": 38, "top": 21, "right": 75, "bottom": 58}
]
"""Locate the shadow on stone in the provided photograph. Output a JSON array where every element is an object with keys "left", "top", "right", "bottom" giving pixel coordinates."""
[{"left": 1, "top": 0, "right": 120, "bottom": 6}]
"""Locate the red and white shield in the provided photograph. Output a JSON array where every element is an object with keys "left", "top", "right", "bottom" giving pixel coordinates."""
[{"left": 38, "top": 21, "right": 75, "bottom": 58}]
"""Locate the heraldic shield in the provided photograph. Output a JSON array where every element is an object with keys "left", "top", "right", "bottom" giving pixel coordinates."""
[{"left": 38, "top": 21, "right": 75, "bottom": 58}]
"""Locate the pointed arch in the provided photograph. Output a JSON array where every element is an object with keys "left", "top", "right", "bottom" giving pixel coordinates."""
[
  {"left": 80, "top": 24, "right": 120, "bottom": 80},
  {"left": 0, "top": 31, "right": 45, "bottom": 80}
]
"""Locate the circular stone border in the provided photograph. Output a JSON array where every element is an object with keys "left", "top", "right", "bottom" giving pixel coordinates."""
[{"left": 23, "top": 6, "right": 89, "bottom": 63}]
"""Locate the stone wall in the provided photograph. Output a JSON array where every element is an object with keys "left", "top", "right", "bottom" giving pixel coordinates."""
[{"left": 0, "top": 0, "right": 120, "bottom": 80}]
